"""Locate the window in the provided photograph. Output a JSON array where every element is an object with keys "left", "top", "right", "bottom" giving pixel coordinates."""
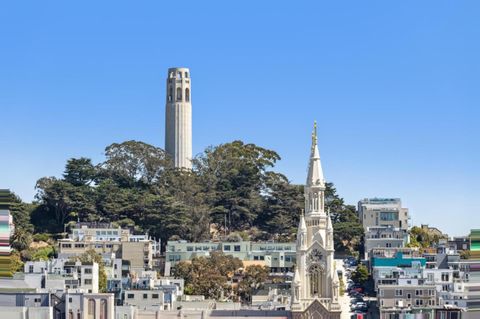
[
  {"left": 187, "top": 246, "right": 193, "bottom": 252},
  {"left": 84, "top": 279, "right": 92, "bottom": 285},
  {"left": 100, "top": 299, "right": 108, "bottom": 319},
  {"left": 34, "top": 298, "right": 41, "bottom": 303},
  {"left": 168, "top": 87, "right": 173, "bottom": 102},
  {"left": 380, "top": 211, "right": 398, "bottom": 221},
  {"left": 84, "top": 268, "right": 92, "bottom": 274},
  {"left": 395, "top": 289, "right": 403, "bottom": 296},
  {"left": 185, "top": 88, "right": 190, "bottom": 102},
  {"left": 442, "top": 273, "right": 450, "bottom": 282},
  {"left": 143, "top": 294, "right": 148, "bottom": 299},
  {"left": 253, "top": 256, "right": 259, "bottom": 261},
  {"left": 407, "top": 293, "right": 411, "bottom": 299},
  {"left": 415, "top": 289, "right": 423, "bottom": 296},
  {"left": 224, "top": 245, "right": 231, "bottom": 251},
  {"left": 234, "top": 245, "right": 241, "bottom": 252},
  {"left": 152, "top": 294, "right": 159, "bottom": 299},
  {"left": 88, "top": 299, "right": 95, "bottom": 315},
  {"left": 29, "top": 265, "right": 34, "bottom": 273},
  {"left": 176, "top": 87, "right": 182, "bottom": 101},
  {"left": 127, "top": 294, "right": 134, "bottom": 299}
]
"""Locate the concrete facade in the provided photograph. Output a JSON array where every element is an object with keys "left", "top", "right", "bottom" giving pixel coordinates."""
[
  {"left": 358, "top": 198, "right": 410, "bottom": 231},
  {"left": 166, "top": 240, "right": 296, "bottom": 272},
  {"left": 165, "top": 67, "right": 192, "bottom": 169}
]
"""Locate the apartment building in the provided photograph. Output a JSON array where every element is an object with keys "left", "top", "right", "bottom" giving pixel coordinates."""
[
  {"left": 358, "top": 198, "right": 410, "bottom": 231},
  {"left": 58, "top": 223, "right": 160, "bottom": 274},
  {"left": 364, "top": 226, "right": 409, "bottom": 260},
  {"left": 165, "top": 240, "right": 296, "bottom": 273}
]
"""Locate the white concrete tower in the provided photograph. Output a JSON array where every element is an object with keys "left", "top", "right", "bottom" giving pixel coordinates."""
[{"left": 165, "top": 67, "right": 192, "bottom": 169}]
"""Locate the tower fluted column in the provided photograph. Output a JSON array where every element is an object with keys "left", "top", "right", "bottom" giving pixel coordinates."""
[{"left": 165, "top": 67, "right": 192, "bottom": 169}]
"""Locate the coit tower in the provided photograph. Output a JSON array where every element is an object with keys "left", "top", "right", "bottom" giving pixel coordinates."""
[{"left": 165, "top": 67, "right": 192, "bottom": 169}]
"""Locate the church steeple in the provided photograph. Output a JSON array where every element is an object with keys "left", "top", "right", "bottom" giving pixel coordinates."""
[
  {"left": 291, "top": 121, "right": 341, "bottom": 318},
  {"left": 306, "top": 121, "right": 325, "bottom": 188},
  {"left": 305, "top": 121, "right": 326, "bottom": 216}
]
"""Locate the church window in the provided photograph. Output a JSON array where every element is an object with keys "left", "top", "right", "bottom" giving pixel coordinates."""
[
  {"left": 185, "top": 88, "right": 190, "bottom": 102},
  {"left": 176, "top": 87, "right": 182, "bottom": 101},
  {"left": 88, "top": 299, "right": 95, "bottom": 316},
  {"left": 309, "top": 264, "right": 323, "bottom": 296}
]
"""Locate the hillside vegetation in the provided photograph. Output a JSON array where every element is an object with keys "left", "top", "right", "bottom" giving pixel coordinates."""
[{"left": 10, "top": 140, "right": 363, "bottom": 257}]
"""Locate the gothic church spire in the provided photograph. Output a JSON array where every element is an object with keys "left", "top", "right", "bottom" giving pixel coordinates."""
[{"left": 306, "top": 121, "right": 325, "bottom": 188}]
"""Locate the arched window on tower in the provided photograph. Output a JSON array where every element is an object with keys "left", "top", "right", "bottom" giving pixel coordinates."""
[
  {"left": 185, "top": 88, "right": 190, "bottom": 102},
  {"left": 185, "top": 72, "right": 189, "bottom": 78},
  {"left": 168, "top": 87, "right": 173, "bottom": 102},
  {"left": 176, "top": 87, "right": 182, "bottom": 101}
]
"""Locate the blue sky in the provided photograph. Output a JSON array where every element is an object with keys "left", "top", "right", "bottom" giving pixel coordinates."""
[{"left": 0, "top": 1, "right": 478, "bottom": 236}]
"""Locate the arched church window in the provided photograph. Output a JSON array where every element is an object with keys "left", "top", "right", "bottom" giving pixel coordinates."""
[
  {"left": 185, "top": 88, "right": 190, "bottom": 102},
  {"left": 309, "top": 264, "right": 323, "bottom": 297},
  {"left": 100, "top": 299, "right": 108, "bottom": 319},
  {"left": 176, "top": 87, "right": 182, "bottom": 101},
  {"left": 88, "top": 299, "right": 95, "bottom": 317}
]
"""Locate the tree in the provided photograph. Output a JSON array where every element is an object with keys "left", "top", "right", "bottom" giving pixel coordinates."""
[
  {"left": 351, "top": 264, "right": 369, "bottom": 285},
  {"left": 256, "top": 172, "right": 303, "bottom": 239},
  {"left": 11, "top": 228, "right": 32, "bottom": 251},
  {"left": 101, "top": 140, "right": 171, "bottom": 188},
  {"left": 324, "top": 183, "right": 364, "bottom": 253},
  {"left": 35, "top": 177, "right": 97, "bottom": 231},
  {"left": 63, "top": 157, "right": 96, "bottom": 186},
  {"left": 173, "top": 252, "right": 243, "bottom": 300},
  {"left": 238, "top": 265, "right": 269, "bottom": 303},
  {"left": 194, "top": 141, "right": 280, "bottom": 231}
]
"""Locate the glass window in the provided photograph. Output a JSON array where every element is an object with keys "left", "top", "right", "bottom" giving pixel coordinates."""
[
  {"left": 127, "top": 294, "right": 134, "bottom": 299},
  {"left": 234, "top": 245, "right": 241, "bottom": 252},
  {"left": 187, "top": 246, "right": 193, "bottom": 252},
  {"left": 152, "top": 294, "right": 159, "bottom": 299},
  {"left": 224, "top": 245, "right": 231, "bottom": 251},
  {"left": 143, "top": 294, "right": 148, "bottom": 299}
]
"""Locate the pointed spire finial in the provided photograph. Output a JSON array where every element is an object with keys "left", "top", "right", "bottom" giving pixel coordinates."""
[{"left": 311, "top": 121, "right": 318, "bottom": 148}]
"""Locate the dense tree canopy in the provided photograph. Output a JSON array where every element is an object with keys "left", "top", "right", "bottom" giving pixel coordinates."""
[{"left": 24, "top": 139, "right": 362, "bottom": 253}]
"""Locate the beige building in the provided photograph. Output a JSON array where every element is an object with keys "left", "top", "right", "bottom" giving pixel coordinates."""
[
  {"left": 358, "top": 198, "right": 410, "bottom": 231},
  {"left": 58, "top": 223, "right": 159, "bottom": 274},
  {"left": 378, "top": 284, "right": 438, "bottom": 317}
]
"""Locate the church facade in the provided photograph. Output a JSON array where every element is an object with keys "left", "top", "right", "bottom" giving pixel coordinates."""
[{"left": 291, "top": 123, "right": 341, "bottom": 319}]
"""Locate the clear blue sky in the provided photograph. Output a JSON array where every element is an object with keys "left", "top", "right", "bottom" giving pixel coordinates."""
[{"left": 1, "top": 1, "right": 478, "bottom": 236}]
